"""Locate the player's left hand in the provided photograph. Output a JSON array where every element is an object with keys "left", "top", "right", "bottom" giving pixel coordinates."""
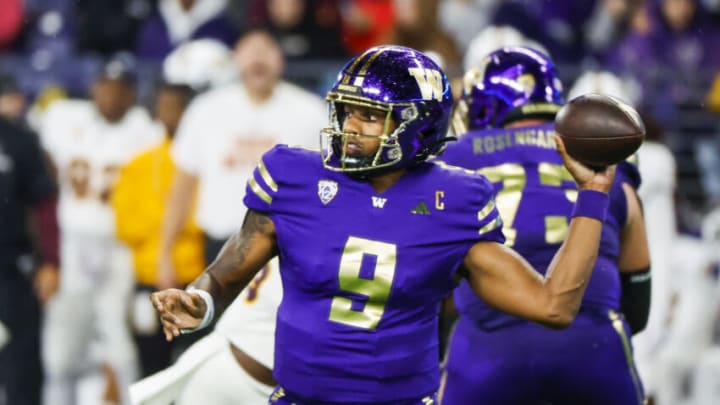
[
  {"left": 555, "top": 135, "right": 615, "bottom": 194},
  {"left": 150, "top": 289, "right": 206, "bottom": 341}
]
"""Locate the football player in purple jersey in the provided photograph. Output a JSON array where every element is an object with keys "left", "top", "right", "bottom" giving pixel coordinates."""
[
  {"left": 439, "top": 46, "right": 651, "bottom": 405},
  {"left": 151, "top": 45, "right": 616, "bottom": 405}
]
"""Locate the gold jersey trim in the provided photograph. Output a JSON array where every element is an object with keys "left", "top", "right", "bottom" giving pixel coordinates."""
[{"left": 248, "top": 177, "right": 272, "bottom": 204}]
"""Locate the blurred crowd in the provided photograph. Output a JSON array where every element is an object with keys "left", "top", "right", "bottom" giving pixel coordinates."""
[{"left": 1, "top": 0, "right": 720, "bottom": 405}]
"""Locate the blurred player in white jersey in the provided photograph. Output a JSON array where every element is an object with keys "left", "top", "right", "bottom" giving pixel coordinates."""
[
  {"left": 131, "top": 260, "right": 282, "bottom": 404},
  {"left": 158, "top": 29, "right": 326, "bottom": 283},
  {"left": 39, "top": 58, "right": 162, "bottom": 405},
  {"left": 568, "top": 71, "right": 679, "bottom": 401},
  {"left": 689, "top": 208, "right": 720, "bottom": 405},
  {"left": 131, "top": 32, "right": 322, "bottom": 404}
]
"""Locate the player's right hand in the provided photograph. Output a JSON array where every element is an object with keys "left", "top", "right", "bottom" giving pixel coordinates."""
[
  {"left": 150, "top": 289, "right": 207, "bottom": 341},
  {"left": 555, "top": 135, "right": 615, "bottom": 194}
]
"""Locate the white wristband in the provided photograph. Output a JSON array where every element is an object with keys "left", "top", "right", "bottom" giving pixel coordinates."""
[{"left": 181, "top": 286, "right": 215, "bottom": 334}]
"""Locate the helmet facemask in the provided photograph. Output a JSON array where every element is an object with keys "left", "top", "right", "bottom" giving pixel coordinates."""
[{"left": 320, "top": 92, "right": 420, "bottom": 175}]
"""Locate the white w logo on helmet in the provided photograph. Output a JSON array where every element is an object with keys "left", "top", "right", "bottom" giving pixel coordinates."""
[{"left": 408, "top": 68, "right": 444, "bottom": 101}]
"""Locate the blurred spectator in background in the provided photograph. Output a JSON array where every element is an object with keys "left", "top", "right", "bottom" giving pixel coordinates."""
[
  {"left": 39, "top": 59, "right": 161, "bottom": 405},
  {"left": 0, "top": 115, "right": 59, "bottom": 405},
  {"left": 159, "top": 29, "right": 325, "bottom": 287},
  {"left": 74, "top": 0, "right": 153, "bottom": 56},
  {"left": 703, "top": 78, "right": 720, "bottom": 207},
  {"left": 129, "top": 35, "right": 286, "bottom": 404},
  {"left": 255, "top": 0, "right": 347, "bottom": 60},
  {"left": 146, "top": 29, "right": 321, "bottom": 404},
  {"left": 631, "top": 113, "right": 682, "bottom": 405},
  {"left": 162, "top": 38, "right": 236, "bottom": 92},
  {"left": 651, "top": 210, "right": 720, "bottom": 405},
  {"left": 0, "top": 74, "right": 28, "bottom": 124},
  {"left": 135, "top": 0, "right": 238, "bottom": 61},
  {"left": 492, "top": 0, "right": 596, "bottom": 66},
  {"left": 338, "top": 0, "right": 395, "bottom": 55},
  {"left": 0, "top": 0, "right": 23, "bottom": 50},
  {"left": 584, "top": 0, "right": 643, "bottom": 61},
  {"left": 112, "top": 82, "right": 202, "bottom": 378},
  {"left": 439, "top": 0, "right": 500, "bottom": 53},
  {"left": 461, "top": 24, "right": 549, "bottom": 74},
  {"left": 389, "top": 0, "right": 461, "bottom": 77},
  {"left": 607, "top": 0, "right": 720, "bottom": 117},
  {"left": 689, "top": 207, "right": 720, "bottom": 405},
  {"left": 453, "top": 25, "right": 549, "bottom": 101}
]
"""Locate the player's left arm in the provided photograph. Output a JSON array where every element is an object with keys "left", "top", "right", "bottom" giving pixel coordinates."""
[{"left": 617, "top": 182, "right": 651, "bottom": 334}]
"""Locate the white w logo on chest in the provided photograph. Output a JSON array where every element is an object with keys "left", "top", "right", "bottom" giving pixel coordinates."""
[{"left": 371, "top": 196, "right": 387, "bottom": 208}]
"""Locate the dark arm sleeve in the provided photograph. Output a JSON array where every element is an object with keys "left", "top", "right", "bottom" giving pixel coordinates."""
[
  {"left": 620, "top": 267, "right": 651, "bottom": 334},
  {"left": 17, "top": 130, "right": 59, "bottom": 267},
  {"left": 31, "top": 194, "right": 59, "bottom": 267}
]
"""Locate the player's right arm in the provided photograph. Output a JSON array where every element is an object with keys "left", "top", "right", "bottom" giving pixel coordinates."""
[
  {"left": 462, "top": 136, "right": 615, "bottom": 329},
  {"left": 151, "top": 209, "right": 277, "bottom": 341}
]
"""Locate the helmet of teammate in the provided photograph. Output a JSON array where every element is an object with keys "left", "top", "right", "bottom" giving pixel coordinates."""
[
  {"left": 452, "top": 46, "right": 564, "bottom": 135},
  {"left": 321, "top": 45, "right": 454, "bottom": 174}
]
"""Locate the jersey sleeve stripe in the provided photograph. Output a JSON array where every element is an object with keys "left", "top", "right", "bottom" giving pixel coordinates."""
[
  {"left": 258, "top": 161, "right": 278, "bottom": 192},
  {"left": 248, "top": 177, "right": 273, "bottom": 204},
  {"left": 479, "top": 216, "right": 502, "bottom": 235},
  {"left": 477, "top": 199, "right": 496, "bottom": 221}
]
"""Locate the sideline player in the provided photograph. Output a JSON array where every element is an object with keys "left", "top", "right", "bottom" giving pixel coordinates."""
[
  {"left": 40, "top": 59, "right": 161, "bottom": 405},
  {"left": 439, "top": 47, "right": 650, "bottom": 405},
  {"left": 152, "top": 45, "right": 616, "bottom": 404},
  {"left": 129, "top": 38, "right": 284, "bottom": 405}
]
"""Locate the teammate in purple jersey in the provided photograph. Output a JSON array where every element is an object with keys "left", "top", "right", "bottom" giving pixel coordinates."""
[
  {"left": 439, "top": 46, "right": 651, "bottom": 405},
  {"left": 151, "top": 45, "right": 617, "bottom": 404}
]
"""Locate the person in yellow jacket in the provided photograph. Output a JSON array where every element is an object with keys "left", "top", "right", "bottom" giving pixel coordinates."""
[{"left": 112, "top": 82, "right": 204, "bottom": 377}]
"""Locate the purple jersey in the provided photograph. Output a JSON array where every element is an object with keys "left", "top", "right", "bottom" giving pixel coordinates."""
[
  {"left": 243, "top": 145, "right": 504, "bottom": 403},
  {"left": 440, "top": 123, "right": 641, "bottom": 329}
]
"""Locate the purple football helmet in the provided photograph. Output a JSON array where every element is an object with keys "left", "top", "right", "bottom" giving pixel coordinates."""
[
  {"left": 452, "top": 46, "right": 564, "bottom": 135},
  {"left": 321, "top": 45, "right": 453, "bottom": 174}
]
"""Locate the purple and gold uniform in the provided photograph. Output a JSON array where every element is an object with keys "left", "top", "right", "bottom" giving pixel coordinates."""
[
  {"left": 439, "top": 123, "right": 644, "bottom": 405},
  {"left": 244, "top": 144, "right": 503, "bottom": 404}
]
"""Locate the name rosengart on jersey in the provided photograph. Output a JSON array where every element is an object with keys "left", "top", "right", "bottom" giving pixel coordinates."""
[{"left": 473, "top": 128, "right": 557, "bottom": 155}]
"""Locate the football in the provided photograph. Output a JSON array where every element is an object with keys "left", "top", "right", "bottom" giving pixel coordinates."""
[{"left": 554, "top": 93, "right": 645, "bottom": 168}]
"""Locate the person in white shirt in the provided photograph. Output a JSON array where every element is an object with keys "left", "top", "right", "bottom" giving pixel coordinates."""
[
  {"left": 143, "top": 30, "right": 324, "bottom": 403},
  {"left": 39, "top": 60, "right": 162, "bottom": 405}
]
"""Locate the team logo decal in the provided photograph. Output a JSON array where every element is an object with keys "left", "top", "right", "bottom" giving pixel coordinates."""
[
  {"left": 318, "top": 180, "right": 338, "bottom": 205},
  {"left": 517, "top": 74, "right": 536, "bottom": 97},
  {"left": 408, "top": 67, "right": 444, "bottom": 101}
]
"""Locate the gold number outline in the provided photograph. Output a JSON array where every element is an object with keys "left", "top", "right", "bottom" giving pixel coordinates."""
[
  {"left": 329, "top": 236, "right": 397, "bottom": 330},
  {"left": 478, "top": 162, "right": 577, "bottom": 246}
]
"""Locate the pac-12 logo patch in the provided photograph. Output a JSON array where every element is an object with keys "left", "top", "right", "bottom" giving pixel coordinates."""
[{"left": 318, "top": 180, "right": 338, "bottom": 205}]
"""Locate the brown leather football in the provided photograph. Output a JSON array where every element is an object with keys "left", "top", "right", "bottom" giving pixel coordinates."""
[{"left": 554, "top": 93, "right": 645, "bottom": 168}]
